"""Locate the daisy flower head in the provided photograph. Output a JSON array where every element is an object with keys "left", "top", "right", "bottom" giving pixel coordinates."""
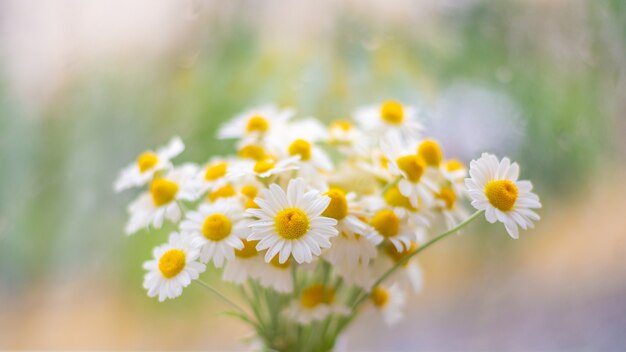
[
  {"left": 180, "top": 198, "right": 247, "bottom": 267},
  {"left": 369, "top": 207, "right": 425, "bottom": 252},
  {"left": 114, "top": 136, "right": 184, "bottom": 192},
  {"left": 143, "top": 232, "right": 206, "bottom": 302},
  {"left": 354, "top": 100, "right": 423, "bottom": 141},
  {"left": 247, "top": 178, "right": 339, "bottom": 264},
  {"left": 218, "top": 105, "right": 294, "bottom": 143},
  {"left": 327, "top": 119, "right": 369, "bottom": 156},
  {"left": 465, "top": 153, "right": 541, "bottom": 239},
  {"left": 369, "top": 284, "right": 406, "bottom": 326},
  {"left": 197, "top": 157, "right": 243, "bottom": 195},
  {"left": 434, "top": 185, "right": 469, "bottom": 229},
  {"left": 285, "top": 284, "right": 350, "bottom": 325},
  {"left": 256, "top": 255, "right": 295, "bottom": 293},
  {"left": 222, "top": 239, "right": 263, "bottom": 284},
  {"left": 440, "top": 158, "right": 468, "bottom": 194},
  {"left": 382, "top": 133, "right": 437, "bottom": 208},
  {"left": 125, "top": 164, "right": 200, "bottom": 235}
]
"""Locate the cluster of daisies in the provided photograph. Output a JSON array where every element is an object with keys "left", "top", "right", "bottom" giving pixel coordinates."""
[{"left": 115, "top": 101, "right": 541, "bottom": 328}]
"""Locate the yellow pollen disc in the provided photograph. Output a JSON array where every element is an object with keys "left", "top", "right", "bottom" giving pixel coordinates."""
[
  {"left": 150, "top": 179, "right": 179, "bottom": 206},
  {"left": 418, "top": 139, "right": 444, "bottom": 167},
  {"left": 246, "top": 115, "right": 269, "bottom": 133},
  {"left": 288, "top": 139, "right": 312, "bottom": 161},
  {"left": 238, "top": 145, "right": 267, "bottom": 161},
  {"left": 446, "top": 159, "right": 465, "bottom": 172},
  {"left": 396, "top": 155, "right": 426, "bottom": 183},
  {"left": 269, "top": 255, "right": 291, "bottom": 269},
  {"left": 485, "top": 180, "right": 518, "bottom": 212},
  {"left": 384, "top": 186, "right": 416, "bottom": 210},
  {"left": 437, "top": 187, "right": 456, "bottom": 210},
  {"left": 202, "top": 213, "right": 233, "bottom": 241},
  {"left": 254, "top": 159, "right": 276, "bottom": 174},
  {"left": 209, "top": 184, "right": 236, "bottom": 202},
  {"left": 235, "top": 239, "right": 259, "bottom": 258},
  {"left": 379, "top": 155, "right": 390, "bottom": 169},
  {"left": 274, "top": 208, "right": 310, "bottom": 240},
  {"left": 322, "top": 188, "right": 348, "bottom": 220},
  {"left": 240, "top": 185, "right": 258, "bottom": 199},
  {"left": 370, "top": 210, "right": 400, "bottom": 238},
  {"left": 384, "top": 241, "right": 418, "bottom": 264},
  {"left": 204, "top": 162, "right": 228, "bottom": 181},
  {"left": 371, "top": 287, "right": 390, "bottom": 308},
  {"left": 137, "top": 151, "right": 159, "bottom": 173},
  {"left": 331, "top": 120, "right": 352, "bottom": 131},
  {"left": 158, "top": 249, "right": 186, "bottom": 278},
  {"left": 300, "top": 284, "right": 335, "bottom": 309},
  {"left": 380, "top": 100, "right": 404, "bottom": 124}
]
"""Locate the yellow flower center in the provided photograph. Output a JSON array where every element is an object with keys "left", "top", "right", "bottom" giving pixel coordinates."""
[
  {"left": 202, "top": 213, "right": 233, "bottom": 241},
  {"left": 246, "top": 115, "right": 269, "bottom": 133},
  {"left": 370, "top": 210, "right": 400, "bottom": 238},
  {"left": 137, "top": 151, "right": 159, "bottom": 173},
  {"left": 235, "top": 239, "right": 259, "bottom": 258},
  {"left": 204, "top": 162, "right": 228, "bottom": 181},
  {"left": 331, "top": 120, "right": 352, "bottom": 131},
  {"left": 274, "top": 208, "right": 310, "bottom": 240},
  {"left": 269, "top": 255, "right": 291, "bottom": 269},
  {"left": 254, "top": 159, "right": 276, "bottom": 174},
  {"left": 437, "top": 187, "right": 456, "bottom": 210},
  {"left": 240, "top": 185, "right": 258, "bottom": 199},
  {"left": 288, "top": 139, "right": 312, "bottom": 161},
  {"left": 150, "top": 179, "right": 179, "bottom": 206},
  {"left": 371, "top": 287, "right": 390, "bottom": 308},
  {"left": 158, "top": 249, "right": 186, "bottom": 278},
  {"left": 244, "top": 198, "right": 259, "bottom": 209},
  {"left": 238, "top": 145, "right": 267, "bottom": 161},
  {"left": 485, "top": 180, "right": 519, "bottom": 212},
  {"left": 380, "top": 100, "right": 404, "bottom": 124},
  {"left": 384, "top": 241, "right": 418, "bottom": 266},
  {"left": 300, "top": 284, "right": 335, "bottom": 309},
  {"left": 209, "top": 184, "right": 236, "bottom": 202},
  {"left": 446, "top": 159, "right": 465, "bottom": 172},
  {"left": 384, "top": 186, "right": 416, "bottom": 210},
  {"left": 418, "top": 139, "right": 443, "bottom": 167},
  {"left": 396, "top": 155, "right": 426, "bottom": 183},
  {"left": 322, "top": 188, "right": 348, "bottom": 220}
]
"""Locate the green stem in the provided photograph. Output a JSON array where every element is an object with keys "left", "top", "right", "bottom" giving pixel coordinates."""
[
  {"left": 352, "top": 210, "right": 484, "bottom": 309},
  {"left": 195, "top": 279, "right": 249, "bottom": 317}
]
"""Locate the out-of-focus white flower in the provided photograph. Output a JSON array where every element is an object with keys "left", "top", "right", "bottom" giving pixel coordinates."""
[
  {"left": 180, "top": 199, "right": 247, "bottom": 267},
  {"left": 248, "top": 178, "right": 338, "bottom": 264},
  {"left": 222, "top": 239, "right": 264, "bottom": 284},
  {"left": 465, "top": 153, "right": 541, "bottom": 238},
  {"left": 284, "top": 284, "right": 350, "bottom": 325},
  {"left": 354, "top": 100, "right": 422, "bottom": 141},
  {"left": 114, "top": 136, "right": 184, "bottom": 192},
  {"left": 256, "top": 255, "right": 294, "bottom": 293},
  {"left": 125, "top": 164, "right": 199, "bottom": 235},
  {"left": 218, "top": 105, "right": 295, "bottom": 144},
  {"left": 369, "top": 284, "right": 406, "bottom": 326},
  {"left": 142, "top": 232, "right": 205, "bottom": 302}
]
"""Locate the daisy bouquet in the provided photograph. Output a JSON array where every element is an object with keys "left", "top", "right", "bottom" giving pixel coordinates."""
[{"left": 114, "top": 101, "right": 541, "bottom": 351}]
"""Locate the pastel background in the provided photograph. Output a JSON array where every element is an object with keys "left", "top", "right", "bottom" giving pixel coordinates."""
[{"left": 1, "top": 0, "right": 625, "bottom": 350}]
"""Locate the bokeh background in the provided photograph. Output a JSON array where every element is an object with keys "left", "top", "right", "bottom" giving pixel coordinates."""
[{"left": 1, "top": 0, "right": 625, "bottom": 350}]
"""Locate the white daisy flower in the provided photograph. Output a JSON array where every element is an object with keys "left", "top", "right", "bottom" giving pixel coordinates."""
[
  {"left": 142, "top": 232, "right": 206, "bottom": 302},
  {"left": 222, "top": 239, "right": 264, "bottom": 284},
  {"left": 232, "top": 156, "right": 300, "bottom": 180},
  {"left": 465, "top": 153, "right": 542, "bottom": 239},
  {"left": 378, "top": 241, "right": 424, "bottom": 294},
  {"left": 256, "top": 255, "right": 294, "bottom": 293},
  {"left": 382, "top": 133, "right": 437, "bottom": 208},
  {"left": 369, "top": 207, "right": 426, "bottom": 252},
  {"left": 369, "top": 284, "right": 406, "bottom": 326},
  {"left": 354, "top": 100, "right": 423, "bottom": 141},
  {"left": 125, "top": 164, "right": 200, "bottom": 235},
  {"left": 327, "top": 119, "right": 370, "bottom": 156},
  {"left": 218, "top": 105, "right": 294, "bottom": 143},
  {"left": 247, "top": 178, "right": 339, "bottom": 264},
  {"left": 114, "top": 136, "right": 184, "bottom": 192},
  {"left": 434, "top": 185, "right": 469, "bottom": 229},
  {"left": 179, "top": 199, "right": 246, "bottom": 267},
  {"left": 440, "top": 158, "right": 468, "bottom": 195},
  {"left": 285, "top": 138, "right": 333, "bottom": 177},
  {"left": 284, "top": 284, "right": 350, "bottom": 325},
  {"left": 197, "top": 157, "right": 243, "bottom": 195}
]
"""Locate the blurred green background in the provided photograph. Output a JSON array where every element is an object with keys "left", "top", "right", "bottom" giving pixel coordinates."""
[{"left": 1, "top": 0, "right": 625, "bottom": 350}]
